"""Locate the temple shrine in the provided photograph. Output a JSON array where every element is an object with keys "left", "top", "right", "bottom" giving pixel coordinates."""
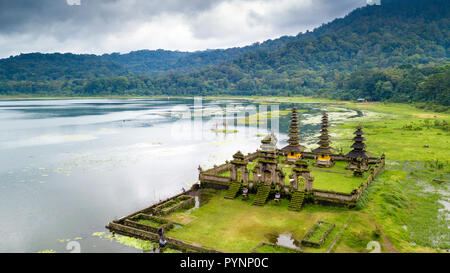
[
  {"left": 312, "top": 112, "right": 335, "bottom": 167},
  {"left": 281, "top": 106, "right": 306, "bottom": 161},
  {"left": 198, "top": 106, "right": 385, "bottom": 210}
]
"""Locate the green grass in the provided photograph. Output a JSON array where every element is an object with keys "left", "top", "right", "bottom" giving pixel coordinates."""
[
  {"left": 311, "top": 166, "right": 368, "bottom": 194},
  {"left": 137, "top": 219, "right": 164, "bottom": 228},
  {"left": 163, "top": 248, "right": 183, "bottom": 253},
  {"left": 281, "top": 167, "right": 292, "bottom": 185},
  {"left": 328, "top": 103, "right": 449, "bottom": 162},
  {"left": 254, "top": 243, "right": 301, "bottom": 253},
  {"left": 163, "top": 190, "right": 353, "bottom": 253},
  {"left": 354, "top": 162, "right": 450, "bottom": 252},
  {"left": 306, "top": 222, "right": 334, "bottom": 243},
  {"left": 218, "top": 170, "right": 230, "bottom": 178}
]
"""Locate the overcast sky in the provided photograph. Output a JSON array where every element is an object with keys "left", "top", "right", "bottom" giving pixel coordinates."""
[{"left": 0, "top": 0, "right": 370, "bottom": 58}]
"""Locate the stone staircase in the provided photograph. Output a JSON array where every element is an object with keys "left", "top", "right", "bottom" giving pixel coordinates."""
[
  {"left": 252, "top": 185, "right": 271, "bottom": 206},
  {"left": 288, "top": 191, "right": 305, "bottom": 211},
  {"left": 224, "top": 182, "right": 241, "bottom": 199}
]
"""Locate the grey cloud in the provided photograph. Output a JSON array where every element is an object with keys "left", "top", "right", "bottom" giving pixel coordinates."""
[
  {"left": 0, "top": 0, "right": 367, "bottom": 57},
  {"left": 247, "top": 0, "right": 366, "bottom": 33},
  {"left": 0, "top": 0, "right": 227, "bottom": 34}
]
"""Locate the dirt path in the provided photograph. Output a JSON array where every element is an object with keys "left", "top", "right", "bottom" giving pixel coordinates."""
[
  {"left": 327, "top": 211, "right": 399, "bottom": 253},
  {"left": 327, "top": 214, "right": 353, "bottom": 253},
  {"left": 354, "top": 212, "right": 399, "bottom": 253},
  {"left": 379, "top": 229, "right": 398, "bottom": 253}
]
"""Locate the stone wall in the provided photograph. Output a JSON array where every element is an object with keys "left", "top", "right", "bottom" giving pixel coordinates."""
[
  {"left": 106, "top": 222, "right": 221, "bottom": 253},
  {"left": 311, "top": 157, "right": 385, "bottom": 206},
  {"left": 199, "top": 173, "right": 231, "bottom": 184},
  {"left": 301, "top": 222, "right": 335, "bottom": 247},
  {"left": 115, "top": 189, "right": 196, "bottom": 221},
  {"left": 123, "top": 215, "right": 173, "bottom": 234},
  {"left": 313, "top": 190, "right": 354, "bottom": 202},
  {"left": 204, "top": 162, "right": 231, "bottom": 175},
  {"left": 154, "top": 195, "right": 195, "bottom": 215},
  {"left": 200, "top": 151, "right": 261, "bottom": 188},
  {"left": 351, "top": 158, "right": 385, "bottom": 200}
]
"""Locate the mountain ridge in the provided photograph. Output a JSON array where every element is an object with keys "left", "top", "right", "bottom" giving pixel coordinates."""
[{"left": 0, "top": 0, "right": 448, "bottom": 108}]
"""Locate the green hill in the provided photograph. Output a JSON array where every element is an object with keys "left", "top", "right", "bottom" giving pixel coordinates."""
[{"left": 0, "top": 0, "right": 448, "bottom": 107}]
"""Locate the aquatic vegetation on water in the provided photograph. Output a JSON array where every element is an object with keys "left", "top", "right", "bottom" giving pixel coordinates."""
[
  {"left": 38, "top": 249, "right": 56, "bottom": 253},
  {"left": 92, "top": 231, "right": 155, "bottom": 251}
]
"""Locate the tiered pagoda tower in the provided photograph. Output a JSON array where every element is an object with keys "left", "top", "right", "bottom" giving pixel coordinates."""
[
  {"left": 281, "top": 106, "right": 306, "bottom": 161},
  {"left": 312, "top": 112, "right": 334, "bottom": 167},
  {"left": 346, "top": 125, "right": 371, "bottom": 172},
  {"left": 346, "top": 126, "right": 370, "bottom": 159}
]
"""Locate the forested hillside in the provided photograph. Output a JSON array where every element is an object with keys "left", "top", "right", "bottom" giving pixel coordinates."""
[
  {"left": 0, "top": 0, "right": 448, "bottom": 109},
  {"left": 102, "top": 36, "right": 296, "bottom": 76},
  {"left": 0, "top": 35, "right": 296, "bottom": 81}
]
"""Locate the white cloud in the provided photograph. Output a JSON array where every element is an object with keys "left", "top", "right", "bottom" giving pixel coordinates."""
[{"left": 0, "top": 0, "right": 367, "bottom": 57}]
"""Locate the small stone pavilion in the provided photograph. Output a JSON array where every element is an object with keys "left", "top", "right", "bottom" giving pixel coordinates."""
[{"left": 199, "top": 107, "right": 385, "bottom": 210}]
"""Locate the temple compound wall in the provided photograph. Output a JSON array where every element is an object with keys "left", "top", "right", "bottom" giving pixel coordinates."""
[
  {"left": 199, "top": 150, "right": 385, "bottom": 208},
  {"left": 199, "top": 151, "right": 261, "bottom": 189}
]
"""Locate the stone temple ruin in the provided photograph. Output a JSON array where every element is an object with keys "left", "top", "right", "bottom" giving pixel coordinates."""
[
  {"left": 106, "top": 106, "right": 386, "bottom": 253},
  {"left": 200, "top": 107, "right": 385, "bottom": 211}
]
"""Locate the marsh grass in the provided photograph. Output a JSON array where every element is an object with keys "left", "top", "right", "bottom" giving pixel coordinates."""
[{"left": 354, "top": 162, "right": 449, "bottom": 251}]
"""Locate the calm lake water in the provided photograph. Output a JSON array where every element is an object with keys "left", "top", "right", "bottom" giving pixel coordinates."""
[{"left": 0, "top": 98, "right": 362, "bottom": 252}]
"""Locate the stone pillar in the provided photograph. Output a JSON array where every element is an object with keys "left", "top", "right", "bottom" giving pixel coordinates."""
[
  {"left": 230, "top": 165, "right": 237, "bottom": 181},
  {"left": 290, "top": 173, "right": 298, "bottom": 190},
  {"left": 253, "top": 166, "right": 261, "bottom": 183},
  {"left": 305, "top": 177, "right": 314, "bottom": 191},
  {"left": 277, "top": 168, "right": 285, "bottom": 186},
  {"left": 263, "top": 170, "right": 271, "bottom": 185},
  {"left": 243, "top": 167, "right": 249, "bottom": 184},
  {"left": 271, "top": 165, "right": 277, "bottom": 185}
]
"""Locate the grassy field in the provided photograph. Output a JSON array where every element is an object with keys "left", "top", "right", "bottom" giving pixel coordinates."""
[
  {"left": 253, "top": 243, "right": 301, "bottom": 253},
  {"left": 311, "top": 161, "right": 368, "bottom": 193},
  {"left": 163, "top": 190, "right": 353, "bottom": 253},
  {"left": 326, "top": 101, "right": 449, "bottom": 252}
]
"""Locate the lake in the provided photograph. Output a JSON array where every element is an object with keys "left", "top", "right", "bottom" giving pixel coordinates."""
[{"left": 0, "top": 98, "right": 362, "bottom": 252}]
